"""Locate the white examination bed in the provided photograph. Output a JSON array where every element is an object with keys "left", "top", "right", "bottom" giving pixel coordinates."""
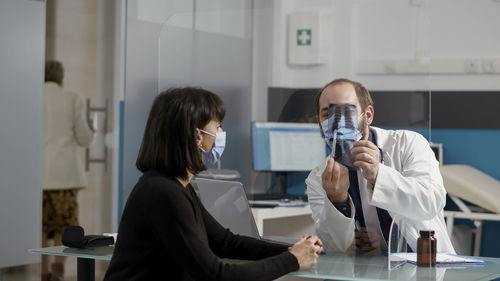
[{"left": 440, "top": 164, "right": 500, "bottom": 256}]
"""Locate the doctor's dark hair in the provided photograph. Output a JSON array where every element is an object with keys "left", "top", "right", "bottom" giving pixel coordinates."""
[
  {"left": 136, "top": 87, "right": 226, "bottom": 180},
  {"left": 314, "top": 78, "right": 374, "bottom": 121}
]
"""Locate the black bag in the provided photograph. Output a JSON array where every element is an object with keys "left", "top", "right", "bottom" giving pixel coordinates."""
[{"left": 62, "top": 225, "right": 114, "bottom": 249}]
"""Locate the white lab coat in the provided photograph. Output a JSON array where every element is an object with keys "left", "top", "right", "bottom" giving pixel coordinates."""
[
  {"left": 43, "top": 82, "right": 94, "bottom": 190},
  {"left": 306, "top": 126, "right": 455, "bottom": 254}
]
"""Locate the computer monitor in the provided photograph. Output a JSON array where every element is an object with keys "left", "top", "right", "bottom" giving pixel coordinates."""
[{"left": 251, "top": 122, "right": 326, "bottom": 172}]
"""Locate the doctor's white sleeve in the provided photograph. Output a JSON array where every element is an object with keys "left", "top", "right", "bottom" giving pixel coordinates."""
[
  {"left": 368, "top": 132, "right": 447, "bottom": 221},
  {"left": 306, "top": 171, "right": 355, "bottom": 253}
]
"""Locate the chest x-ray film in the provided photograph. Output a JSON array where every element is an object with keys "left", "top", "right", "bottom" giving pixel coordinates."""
[{"left": 325, "top": 103, "right": 362, "bottom": 168}]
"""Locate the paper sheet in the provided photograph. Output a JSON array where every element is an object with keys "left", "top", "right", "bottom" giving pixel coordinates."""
[{"left": 391, "top": 252, "right": 485, "bottom": 266}]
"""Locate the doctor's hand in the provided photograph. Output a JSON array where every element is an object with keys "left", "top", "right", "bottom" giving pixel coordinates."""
[
  {"left": 289, "top": 235, "right": 323, "bottom": 270},
  {"left": 321, "top": 158, "right": 350, "bottom": 204},
  {"left": 352, "top": 140, "right": 380, "bottom": 185}
]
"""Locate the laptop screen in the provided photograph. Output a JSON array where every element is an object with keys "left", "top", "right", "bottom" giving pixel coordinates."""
[{"left": 191, "top": 177, "right": 261, "bottom": 239}]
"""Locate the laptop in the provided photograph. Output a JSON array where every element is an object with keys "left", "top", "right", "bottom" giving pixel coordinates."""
[{"left": 190, "top": 177, "right": 297, "bottom": 246}]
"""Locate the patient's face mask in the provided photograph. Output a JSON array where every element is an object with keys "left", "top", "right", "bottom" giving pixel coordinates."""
[
  {"left": 321, "top": 103, "right": 362, "bottom": 168},
  {"left": 199, "top": 129, "right": 226, "bottom": 165}
]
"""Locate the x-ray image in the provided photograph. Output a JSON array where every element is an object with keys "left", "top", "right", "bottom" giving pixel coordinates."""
[{"left": 323, "top": 103, "right": 362, "bottom": 168}]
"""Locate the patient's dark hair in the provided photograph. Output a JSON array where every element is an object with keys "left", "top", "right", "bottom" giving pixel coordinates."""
[{"left": 136, "top": 87, "right": 226, "bottom": 180}]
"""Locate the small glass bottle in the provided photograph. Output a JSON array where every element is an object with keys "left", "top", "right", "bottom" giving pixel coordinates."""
[{"left": 417, "top": 230, "right": 437, "bottom": 267}]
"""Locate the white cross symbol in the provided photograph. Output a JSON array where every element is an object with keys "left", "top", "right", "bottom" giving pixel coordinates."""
[{"left": 298, "top": 30, "right": 311, "bottom": 45}]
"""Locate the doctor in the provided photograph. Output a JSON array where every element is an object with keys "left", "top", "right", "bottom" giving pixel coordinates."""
[{"left": 306, "top": 78, "right": 455, "bottom": 254}]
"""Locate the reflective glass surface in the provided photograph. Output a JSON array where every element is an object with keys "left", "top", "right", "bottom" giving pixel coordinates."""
[
  {"left": 29, "top": 246, "right": 500, "bottom": 280},
  {"left": 290, "top": 253, "right": 500, "bottom": 281},
  {"left": 29, "top": 246, "right": 113, "bottom": 261}
]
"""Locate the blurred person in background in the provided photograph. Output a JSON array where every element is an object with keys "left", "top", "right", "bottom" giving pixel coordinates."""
[{"left": 42, "top": 60, "right": 94, "bottom": 281}]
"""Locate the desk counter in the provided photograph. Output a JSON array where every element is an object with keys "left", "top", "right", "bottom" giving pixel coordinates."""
[
  {"left": 30, "top": 246, "right": 500, "bottom": 281},
  {"left": 291, "top": 253, "right": 500, "bottom": 281}
]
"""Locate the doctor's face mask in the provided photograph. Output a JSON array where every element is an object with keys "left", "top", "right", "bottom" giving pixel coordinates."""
[{"left": 321, "top": 103, "right": 362, "bottom": 168}]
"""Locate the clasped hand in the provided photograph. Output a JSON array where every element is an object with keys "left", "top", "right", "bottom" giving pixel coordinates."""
[{"left": 289, "top": 235, "right": 323, "bottom": 270}]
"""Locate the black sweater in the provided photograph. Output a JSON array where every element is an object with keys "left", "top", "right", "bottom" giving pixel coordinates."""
[{"left": 103, "top": 170, "right": 299, "bottom": 281}]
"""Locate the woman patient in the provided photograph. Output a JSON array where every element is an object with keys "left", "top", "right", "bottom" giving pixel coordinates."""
[{"left": 104, "top": 87, "right": 322, "bottom": 281}]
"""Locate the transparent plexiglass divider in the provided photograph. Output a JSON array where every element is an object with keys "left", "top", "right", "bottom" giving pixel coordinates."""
[
  {"left": 122, "top": 0, "right": 253, "bottom": 213},
  {"left": 156, "top": 0, "right": 254, "bottom": 188},
  {"left": 388, "top": 215, "right": 408, "bottom": 270}
]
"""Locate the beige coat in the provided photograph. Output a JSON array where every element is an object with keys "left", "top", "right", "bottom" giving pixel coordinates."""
[{"left": 43, "top": 82, "right": 94, "bottom": 190}]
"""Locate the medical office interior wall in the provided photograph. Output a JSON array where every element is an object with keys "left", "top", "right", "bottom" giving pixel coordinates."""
[
  {"left": 251, "top": 0, "right": 500, "bottom": 178},
  {"left": 252, "top": 0, "right": 500, "bottom": 120}
]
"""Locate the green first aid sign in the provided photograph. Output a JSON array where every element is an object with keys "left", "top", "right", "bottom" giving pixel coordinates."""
[{"left": 297, "top": 29, "right": 312, "bottom": 46}]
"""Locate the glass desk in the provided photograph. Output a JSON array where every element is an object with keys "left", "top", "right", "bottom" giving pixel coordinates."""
[
  {"left": 29, "top": 246, "right": 500, "bottom": 281},
  {"left": 28, "top": 245, "right": 113, "bottom": 281},
  {"left": 290, "top": 253, "right": 500, "bottom": 281}
]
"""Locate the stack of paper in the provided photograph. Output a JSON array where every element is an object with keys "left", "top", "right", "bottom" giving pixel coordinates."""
[{"left": 390, "top": 253, "right": 485, "bottom": 266}]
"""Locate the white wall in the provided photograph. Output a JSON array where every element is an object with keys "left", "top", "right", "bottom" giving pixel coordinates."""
[
  {"left": 356, "top": 0, "right": 500, "bottom": 90},
  {"left": 0, "top": 0, "right": 45, "bottom": 268},
  {"left": 252, "top": 0, "right": 500, "bottom": 122}
]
